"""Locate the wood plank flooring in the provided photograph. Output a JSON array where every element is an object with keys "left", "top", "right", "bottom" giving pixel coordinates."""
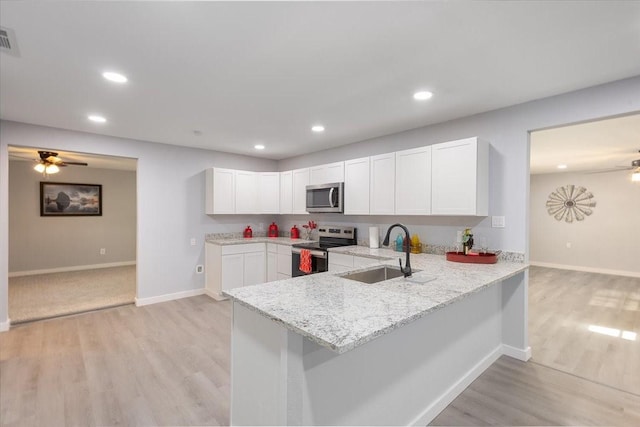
[
  {"left": 2, "top": 266, "right": 640, "bottom": 426},
  {"left": 527, "top": 266, "right": 640, "bottom": 395},
  {"left": 1, "top": 296, "right": 231, "bottom": 426}
]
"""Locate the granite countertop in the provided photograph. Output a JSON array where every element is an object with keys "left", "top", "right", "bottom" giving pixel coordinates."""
[
  {"left": 328, "top": 245, "right": 399, "bottom": 260},
  {"left": 206, "top": 236, "right": 314, "bottom": 246},
  {"left": 224, "top": 247, "right": 529, "bottom": 354}
]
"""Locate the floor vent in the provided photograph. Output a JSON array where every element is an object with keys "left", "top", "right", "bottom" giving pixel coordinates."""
[{"left": 0, "top": 26, "right": 20, "bottom": 57}]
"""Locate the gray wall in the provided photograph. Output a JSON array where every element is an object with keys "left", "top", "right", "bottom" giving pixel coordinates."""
[
  {"left": 1, "top": 76, "right": 639, "bottom": 325},
  {"left": 530, "top": 171, "right": 640, "bottom": 276},
  {"left": 278, "top": 76, "right": 640, "bottom": 255},
  {"left": 8, "top": 160, "right": 137, "bottom": 273}
]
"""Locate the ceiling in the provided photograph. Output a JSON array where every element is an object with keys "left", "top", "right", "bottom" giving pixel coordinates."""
[
  {"left": 530, "top": 113, "right": 640, "bottom": 175},
  {"left": 1, "top": 1, "right": 640, "bottom": 161}
]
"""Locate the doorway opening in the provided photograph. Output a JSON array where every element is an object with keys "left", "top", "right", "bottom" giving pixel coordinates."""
[
  {"left": 7, "top": 146, "right": 138, "bottom": 323},
  {"left": 528, "top": 113, "right": 640, "bottom": 395}
]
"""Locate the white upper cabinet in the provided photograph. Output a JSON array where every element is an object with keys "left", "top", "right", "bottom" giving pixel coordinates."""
[
  {"left": 235, "top": 170, "right": 259, "bottom": 214},
  {"left": 292, "top": 168, "right": 310, "bottom": 214},
  {"left": 206, "top": 168, "right": 235, "bottom": 214},
  {"left": 395, "top": 146, "right": 432, "bottom": 215},
  {"left": 431, "top": 137, "right": 489, "bottom": 216},
  {"left": 258, "top": 172, "right": 280, "bottom": 214},
  {"left": 344, "top": 157, "right": 370, "bottom": 215},
  {"left": 369, "top": 153, "right": 395, "bottom": 215},
  {"left": 279, "top": 170, "right": 293, "bottom": 214},
  {"left": 309, "top": 161, "right": 345, "bottom": 185}
]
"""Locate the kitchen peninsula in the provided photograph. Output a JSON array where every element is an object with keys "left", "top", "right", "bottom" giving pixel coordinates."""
[{"left": 224, "top": 248, "right": 529, "bottom": 426}]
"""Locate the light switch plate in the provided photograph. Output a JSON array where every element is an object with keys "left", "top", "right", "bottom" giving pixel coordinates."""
[
  {"left": 190, "top": 238, "right": 196, "bottom": 246},
  {"left": 491, "top": 216, "right": 505, "bottom": 228}
]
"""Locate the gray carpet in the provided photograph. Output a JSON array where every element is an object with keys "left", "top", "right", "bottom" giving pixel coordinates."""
[{"left": 8, "top": 265, "right": 136, "bottom": 324}]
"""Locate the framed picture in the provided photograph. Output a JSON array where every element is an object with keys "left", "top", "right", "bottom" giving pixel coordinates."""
[{"left": 40, "top": 182, "right": 102, "bottom": 216}]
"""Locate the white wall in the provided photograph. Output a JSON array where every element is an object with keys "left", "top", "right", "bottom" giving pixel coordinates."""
[
  {"left": 9, "top": 160, "right": 137, "bottom": 273},
  {"left": 530, "top": 171, "right": 640, "bottom": 276},
  {"left": 1, "top": 76, "right": 639, "bottom": 327},
  {"left": 278, "top": 76, "right": 640, "bottom": 255},
  {"left": 1, "top": 121, "right": 277, "bottom": 325}
]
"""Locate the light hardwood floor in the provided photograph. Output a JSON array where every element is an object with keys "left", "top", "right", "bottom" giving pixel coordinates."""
[
  {"left": 2, "top": 268, "right": 640, "bottom": 426},
  {"left": 528, "top": 266, "right": 640, "bottom": 395},
  {"left": 1, "top": 296, "right": 231, "bottom": 426}
]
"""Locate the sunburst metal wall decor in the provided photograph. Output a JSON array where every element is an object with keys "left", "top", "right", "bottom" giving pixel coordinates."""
[{"left": 546, "top": 185, "right": 596, "bottom": 223}]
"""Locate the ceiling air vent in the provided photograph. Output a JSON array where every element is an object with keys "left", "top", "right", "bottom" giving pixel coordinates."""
[{"left": 0, "top": 26, "right": 20, "bottom": 57}]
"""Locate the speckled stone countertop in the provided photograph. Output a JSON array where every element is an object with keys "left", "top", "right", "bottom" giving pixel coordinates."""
[
  {"left": 224, "top": 247, "right": 529, "bottom": 354},
  {"left": 206, "top": 236, "right": 314, "bottom": 246}
]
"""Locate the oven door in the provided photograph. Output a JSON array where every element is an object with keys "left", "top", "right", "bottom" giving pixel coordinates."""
[{"left": 291, "top": 248, "right": 328, "bottom": 277}]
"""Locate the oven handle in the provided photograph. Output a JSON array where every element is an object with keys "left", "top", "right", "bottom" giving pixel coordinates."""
[
  {"left": 329, "top": 187, "right": 335, "bottom": 208},
  {"left": 291, "top": 248, "right": 327, "bottom": 258}
]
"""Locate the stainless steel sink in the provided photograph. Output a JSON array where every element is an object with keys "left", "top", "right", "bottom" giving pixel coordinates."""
[{"left": 340, "top": 266, "right": 421, "bottom": 284}]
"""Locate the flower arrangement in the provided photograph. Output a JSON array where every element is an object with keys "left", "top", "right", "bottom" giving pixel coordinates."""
[{"left": 302, "top": 220, "right": 317, "bottom": 240}]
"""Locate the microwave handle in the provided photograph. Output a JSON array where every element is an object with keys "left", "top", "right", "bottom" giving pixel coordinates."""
[{"left": 329, "top": 187, "right": 335, "bottom": 208}]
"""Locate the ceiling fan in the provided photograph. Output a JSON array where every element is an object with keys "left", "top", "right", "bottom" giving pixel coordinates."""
[
  {"left": 586, "top": 150, "right": 640, "bottom": 182},
  {"left": 34, "top": 150, "right": 88, "bottom": 175}
]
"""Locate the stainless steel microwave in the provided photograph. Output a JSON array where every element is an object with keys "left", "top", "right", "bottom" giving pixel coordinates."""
[{"left": 306, "top": 182, "right": 344, "bottom": 213}]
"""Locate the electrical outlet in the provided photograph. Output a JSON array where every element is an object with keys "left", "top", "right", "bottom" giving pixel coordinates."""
[
  {"left": 196, "top": 265, "right": 204, "bottom": 274},
  {"left": 99, "top": 248, "right": 106, "bottom": 255},
  {"left": 491, "top": 216, "right": 505, "bottom": 228},
  {"left": 190, "top": 238, "right": 196, "bottom": 246}
]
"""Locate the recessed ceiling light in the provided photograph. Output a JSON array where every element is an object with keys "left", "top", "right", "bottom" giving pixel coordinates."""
[
  {"left": 254, "top": 144, "right": 265, "bottom": 150},
  {"left": 311, "top": 125, "right": 325, "bottom": 132},
  {"left": 413, "top": 91, "right": 433, "bottom": 101},
  {"left": 88, "top": 115, "right": 107, "bottom": 123},
  {"left": 557, "top": 164, "right": 568, "bottom": 169},
  {"left": 102, "top": 71, "right": 128, "bottom": 83}
]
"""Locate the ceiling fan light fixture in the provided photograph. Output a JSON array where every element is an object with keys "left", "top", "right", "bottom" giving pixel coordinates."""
[
  {"left": 632, "top": 168, "right": 640, "bottom": 182},
  {"left": 34, "top": 163, "right": 46, "bottom": 173},
  {"left": 45, "top": 164, "right": 60, "bottom": 174}
]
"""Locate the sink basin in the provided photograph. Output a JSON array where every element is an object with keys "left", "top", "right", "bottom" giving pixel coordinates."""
[{"left": 340, "top": 266, "right": 421, "bottom": 284}]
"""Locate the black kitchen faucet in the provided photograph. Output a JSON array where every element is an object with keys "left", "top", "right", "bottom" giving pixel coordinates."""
[{"left": 382, "top": 223, "right": 412, "bottom": 278}]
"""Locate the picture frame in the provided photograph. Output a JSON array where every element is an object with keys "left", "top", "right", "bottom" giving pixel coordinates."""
[{"left": 40, "top": 182, "right": 102, "bottom": 216}]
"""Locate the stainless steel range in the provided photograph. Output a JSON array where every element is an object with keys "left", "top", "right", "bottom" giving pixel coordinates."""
[{"left": 291, "top": 225, "right": 357, "bottom": 277}]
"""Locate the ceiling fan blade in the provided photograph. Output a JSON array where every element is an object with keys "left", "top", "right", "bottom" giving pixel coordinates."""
[
  {"left": 585, "top": 167, "right": 632, "bottom": 174},
  {"left": 60, "top": 162, "right": 88, "bottom": 166}
]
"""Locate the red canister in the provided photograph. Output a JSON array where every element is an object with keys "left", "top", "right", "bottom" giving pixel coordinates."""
[
  {"left": 290, "top": 225, "right": 300, "bottom": 239},
  {"left": 243, "top": 226, "right": 252, "bottom": 238},
  {"left": 268, "top": 222, "right": 279, "bottom": 238}
]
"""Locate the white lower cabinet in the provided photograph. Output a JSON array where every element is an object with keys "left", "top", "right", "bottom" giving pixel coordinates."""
[
  {"left": 206, "top": 242, "right": 266, "bottom": 300},
  {"left": 267, "top": 243, "right": 292, "bottom": 280}
]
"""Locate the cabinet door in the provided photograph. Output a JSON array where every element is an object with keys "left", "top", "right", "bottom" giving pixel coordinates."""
[
  {"left": 370, "top": 153, "right": 395, "bottom": 215},
  {"left": 221, "top": 253, "right": 244, "bottom": 291},
  {"left": 277, "top": 253, "right": 292, "bottom": 277},
  {"left": 267, "top": 252, "right": 277, "bottom": 282},
  {"left": 244, "top": 251, "right": 266, "bottom": 286},
  {"left": 344, "top": 157, "right": 370, "bottom": 215},
  {"left": 431, "top": 137, "right": 488, "bottom": 216},
  {"left": 279, "top": 171, "right": 293, "bottom": 214},
  {"left": 310, "top": 162, "right": 344, "bottom": 185},
  {"left": 235, "top": 170, "right": 258, "bottom": 214},
  {"left": 207, "top": 168, "right": 235, "bottom": 214},
  {"left": 395, "top": 146, "right": 432, "bottom": 215},
  {"left": 292, "top": 168, "right": 310, "bottom": 214},
  {"left": 259, "top": 172, "right": 280, "bottom": 214}
]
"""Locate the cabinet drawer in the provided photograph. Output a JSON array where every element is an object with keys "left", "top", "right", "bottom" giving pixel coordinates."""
[
  {"left": 222, "top": 243, "right": 265, "bottom": 255},
  {"left": 277, "top": 244, "right": 292, "bottom": 255},
  {"left": 329, "top": 253, "right": 353, "bottom": 267}
]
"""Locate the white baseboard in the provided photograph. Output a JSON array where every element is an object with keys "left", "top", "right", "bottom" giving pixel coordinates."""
[
  {"left": 410, "top": 345, "right": 502, "bottom": 426},
  {"left": 0, "top": 318, "right": 11, "bottom": 332},
  {"left": 502, "top": 344, "right": 532, "bottom": 362},
  {"left": 529, "top": 261, "right": 640, "bottom": 278},
  {"left": 9, "top": 261, "right": 137, "bottom": 278},
  {"left": 135, "top": 288, "right": 205, "bottom": 307}
]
